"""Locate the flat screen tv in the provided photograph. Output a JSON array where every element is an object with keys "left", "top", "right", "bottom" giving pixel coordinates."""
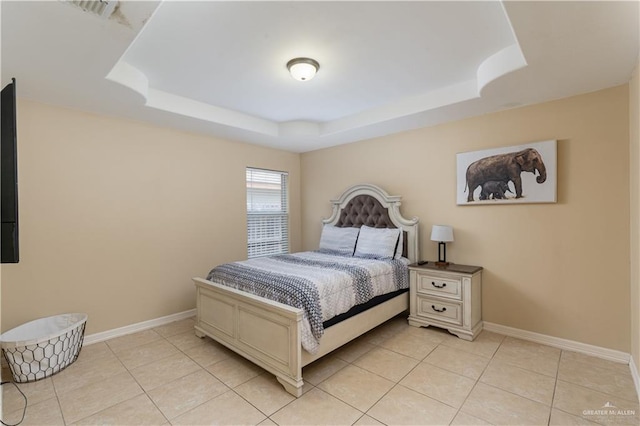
[{"left": 2, "top": 78, "right": 19, "bottom": 263}]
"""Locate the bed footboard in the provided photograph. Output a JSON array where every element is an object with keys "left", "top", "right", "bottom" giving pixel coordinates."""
[{"left": 193, "top": 277, "right": 305, "bottom": 397}]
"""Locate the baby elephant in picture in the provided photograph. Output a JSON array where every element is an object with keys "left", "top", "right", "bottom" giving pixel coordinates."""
[{"left": 480, "top": 181, "right": 512, "bottom": 200}]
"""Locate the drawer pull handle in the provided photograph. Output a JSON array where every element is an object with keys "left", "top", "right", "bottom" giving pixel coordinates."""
[
  {"left": 431, "top": 281, "right": 446, "bottom": 289},
  {"left": 431, "top": 305, "right": 447, "bottom": 313}
]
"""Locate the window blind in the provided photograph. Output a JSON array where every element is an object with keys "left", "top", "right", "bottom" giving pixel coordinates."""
[{"left": 246, "top": 168, "right": 289, "bottom": 258}]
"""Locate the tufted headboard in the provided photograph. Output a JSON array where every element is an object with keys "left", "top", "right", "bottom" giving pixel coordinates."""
[
  {"left": 322, "top": 184, "right": 419, "bottom": 263},
  {"left": 337, "top": 194, "right": 397, "bottom": 228}
]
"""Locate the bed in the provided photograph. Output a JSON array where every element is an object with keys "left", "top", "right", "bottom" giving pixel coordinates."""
[{"left": 193, "top": 183, "right": 419, "bottom": 396}]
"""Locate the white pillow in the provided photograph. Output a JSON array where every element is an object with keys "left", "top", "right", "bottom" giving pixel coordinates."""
[
  {"left": 354, "top": 225, "right": 401, "bottom": 260},
  {"left": 319, "top": 225, "right": 360, "bottom": 256}
]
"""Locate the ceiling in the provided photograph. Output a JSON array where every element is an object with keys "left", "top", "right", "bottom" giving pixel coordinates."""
[{"left": 2, "top": 1, "right": 638, "bottom": 153}]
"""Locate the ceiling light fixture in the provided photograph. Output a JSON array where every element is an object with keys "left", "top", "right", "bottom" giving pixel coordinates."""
[{"left": 286, "top": 57, "right": 319, "bottom": 81}]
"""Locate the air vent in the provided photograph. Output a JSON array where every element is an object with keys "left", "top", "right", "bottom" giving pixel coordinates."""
[{"left": 66, "top": 0, "right": 118, "bottom": 19}]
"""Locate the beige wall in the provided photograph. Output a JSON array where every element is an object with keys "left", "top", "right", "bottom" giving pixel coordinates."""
[
  {"left": 630, "top": 59, "right": 639, "bottom": 372},
  {"left": 2, "top": 85, "right": 633, "bottom": 356},
  {"left": 302, "top": 85, "right": 630, "bottom": 352},
  {"left": 0, "top": 100, "right": 301, "bottom": 335}
]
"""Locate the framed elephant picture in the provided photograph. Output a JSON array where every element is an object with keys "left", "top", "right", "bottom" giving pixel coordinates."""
[{"left": 456, "top": 140, "right": 557, "bottom": 205}]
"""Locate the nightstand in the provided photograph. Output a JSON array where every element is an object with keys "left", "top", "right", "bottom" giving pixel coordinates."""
[{"left": 408, "top": 262, "right": 483, "bottom": 341}]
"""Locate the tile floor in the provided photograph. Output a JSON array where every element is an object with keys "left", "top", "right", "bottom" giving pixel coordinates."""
[{"left": 1, "top": 315, "right": 639, "bottom": 425}]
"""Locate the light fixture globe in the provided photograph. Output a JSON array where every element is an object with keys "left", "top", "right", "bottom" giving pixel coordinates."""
[{"left": 286, "top": 57, "right": 319, "bottom": 81}]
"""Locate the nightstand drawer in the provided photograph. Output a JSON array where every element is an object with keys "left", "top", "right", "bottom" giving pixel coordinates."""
[
  {"left": 416, "top": 274, "right": 462, "bottom": 300},
  {"left": 416, "top": 296, "right": 462, "bottom": 325}
]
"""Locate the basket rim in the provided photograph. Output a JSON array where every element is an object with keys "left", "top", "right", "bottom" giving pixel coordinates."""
[{"left": 0, "top": 313, "right": 87, "bottom": 348}]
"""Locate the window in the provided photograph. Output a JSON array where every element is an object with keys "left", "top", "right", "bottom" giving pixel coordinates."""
[{"left": 246, "top": 168, "right": 289, "bottom": 258}]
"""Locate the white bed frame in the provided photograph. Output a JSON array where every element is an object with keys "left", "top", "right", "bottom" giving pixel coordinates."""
[{"left": 193, "top": 184, "right": 419, "bottom": 396}]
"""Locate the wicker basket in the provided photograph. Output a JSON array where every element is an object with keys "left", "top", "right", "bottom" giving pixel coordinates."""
[{"left": 0, "top": 313, "right": 87, "bottom": 383}]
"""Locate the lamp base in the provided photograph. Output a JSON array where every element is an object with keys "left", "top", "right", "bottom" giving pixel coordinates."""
[{"left": 437, "top": 242, "right": 449, "bottom": 267}]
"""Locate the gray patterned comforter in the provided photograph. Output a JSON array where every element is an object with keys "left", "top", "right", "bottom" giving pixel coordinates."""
[{"left": 206, "top": 251, "right": 409, "bottom": 353}]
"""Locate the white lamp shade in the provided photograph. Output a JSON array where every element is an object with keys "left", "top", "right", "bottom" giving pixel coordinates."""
[
  {"left": 430, "top": 225, "right": 454, "bottom": 242},
  {"left": 287, "top": 58, "right": 319, "bottom": 81}
]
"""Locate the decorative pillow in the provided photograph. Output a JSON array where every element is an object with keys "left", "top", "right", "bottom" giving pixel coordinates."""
[
  {"left": 318, "top": 225, "right": 360, "bottom": 256},
  {"left": 354, "top": 225, "right": 401, "bottom": 260}
]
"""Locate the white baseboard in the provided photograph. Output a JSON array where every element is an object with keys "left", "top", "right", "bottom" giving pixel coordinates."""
[
  {"left": 83, "top": 309, "right": 196, "bottom": 346},
  {"left": 483, "top": 321, "right": 630, "bottom": 364}
]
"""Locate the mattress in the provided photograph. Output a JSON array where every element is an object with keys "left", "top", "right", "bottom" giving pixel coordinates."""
[{"left": 206, "top": 251, "right": 409, "bottom": 353}]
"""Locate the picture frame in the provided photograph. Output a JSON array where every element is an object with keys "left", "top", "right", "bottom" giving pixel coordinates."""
[{"left": 456, "top": 140, "right": 557, "bottom": 205}]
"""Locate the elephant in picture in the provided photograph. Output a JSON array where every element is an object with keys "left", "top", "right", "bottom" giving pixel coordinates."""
[
  {"left": 479, "top": 180, "right": 512, "bottom": 200},
  {"left": 465, "top": 148, "right": 547, "bottom": 202}
]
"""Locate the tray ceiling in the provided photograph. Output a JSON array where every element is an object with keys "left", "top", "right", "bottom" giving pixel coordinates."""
[{"left": 2, "top": 1, "right": 638, "bottom": 152}]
